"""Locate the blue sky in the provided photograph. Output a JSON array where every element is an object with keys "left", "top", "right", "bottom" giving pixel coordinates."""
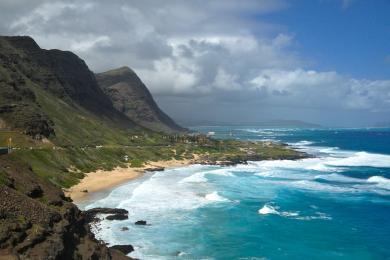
[
  {"left": 0, "top": 0, "right": 389, "bottom": 126},
  {"left": 263, "top": 0, "right": 390, "bottom": 79}
]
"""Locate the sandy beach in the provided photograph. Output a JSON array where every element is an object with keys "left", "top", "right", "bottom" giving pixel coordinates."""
[{"left": 65, "top": 158, "right": 195, "bottom": 202}]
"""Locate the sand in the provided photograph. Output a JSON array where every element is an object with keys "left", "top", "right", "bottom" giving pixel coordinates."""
[{"left": 64, "top": 158, "right": 195, "bottom": 202}]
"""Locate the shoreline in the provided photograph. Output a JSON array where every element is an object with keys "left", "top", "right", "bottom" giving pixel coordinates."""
[
  {"left": 64, "top": 143, "right": 308, "bottom": 204},
  {"left": 64, "top": 158, "right": 196, "bottom": 203}
]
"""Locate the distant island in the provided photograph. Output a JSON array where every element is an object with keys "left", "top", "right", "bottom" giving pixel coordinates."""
[{"left": 0, "top": 36, "right": 307, "bottom": 259}]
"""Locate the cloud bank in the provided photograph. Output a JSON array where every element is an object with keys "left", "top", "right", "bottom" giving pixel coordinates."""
[{"left": 1, "top": 0, "right": 389, "bottom": 126}]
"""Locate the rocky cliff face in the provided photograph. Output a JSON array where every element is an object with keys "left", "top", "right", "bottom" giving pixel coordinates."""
[
  {"left": 0, "top": 156, "right": 132, "bottom": 259},
  {"left": 96, "top": 67, "right": 185, "bottom": 133},
  {"left": 0, "top": 36, "right": 134, "bottom": 139}
]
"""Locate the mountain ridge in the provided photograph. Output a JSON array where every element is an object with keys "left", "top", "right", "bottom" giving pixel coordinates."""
[
  {"left": 0, "top": 36, "right": 184, "bottom": 144},
  {"left": 96, "top": 66, "right": 185, "bottom": 133}
]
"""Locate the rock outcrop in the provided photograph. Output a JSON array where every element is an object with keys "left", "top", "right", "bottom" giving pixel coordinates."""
[
  {"left": 85, "top": 208, "right": 129, "bottom": 222},
  {"left": 96, "top": 66, "right": 185, "bottom": 133},
  {"left": 0, "top": 156, "right": 133, "bottom": 259},
  {"left": 109, "top": 245, "right": 134, "bottom": 255}
]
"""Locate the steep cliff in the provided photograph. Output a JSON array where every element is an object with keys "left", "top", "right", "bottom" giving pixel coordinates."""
[
  {"left": 0, "top": 36, "right": 134, "bottom": 142},
  {"left": 96, "top": 67, "right": 185, "bottom": 133}
]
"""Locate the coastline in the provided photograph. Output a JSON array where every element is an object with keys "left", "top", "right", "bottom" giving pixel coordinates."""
[{"left": 65, "top": 158, "right": 196, "bottom": 203}]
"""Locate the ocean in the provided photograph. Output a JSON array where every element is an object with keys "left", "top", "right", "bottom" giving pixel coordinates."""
[{"left": 81, "top": 127, "right": 390, "bottom": 259}]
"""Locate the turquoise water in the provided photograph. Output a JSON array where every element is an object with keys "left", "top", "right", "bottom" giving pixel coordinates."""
[{"left": 83, "top": 127, "right": 390, "bottom": 259}]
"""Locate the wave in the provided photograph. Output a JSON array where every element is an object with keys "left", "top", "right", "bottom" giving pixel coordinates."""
[
  {"left": 250, "top": 148, "right": 390, "bottom": 174},
  {"left": 288, "top": 140, "right": 315, "bottom": 146},
  {"left": 367, "top": 176, "right": 390, "bottom": 190},
  {"left": 179, "top": 172, "right": 208, "bottom": 183},
  {"left": 290, "top": 180, "right": 357, "bottom": 193},
  {"left": 180, "top": 168, "right": 235, "bottom": 183},
  {"left": 314, "top": 173, "right": 366, "bottom": 183},
  {"left": 258, "top": 204, "right": 279, "bottom": 215},
  {"left": 205, "top": 191, "right": 230, "bottom": 202},
  {"left": 250, "top": 158, "right": 338, "bottom": 172},
  {"left": 258, "top": 203, "right": 330, "bottom": 220},
  {"left": 258, "top": 204, "right": 299, "bottom": 217},
  {"left": 295, "top": 212, "right": 332, "bottom": 221},
  {"left": 325, "top": 151, "right": 390, "bottom": 168},
  {"left": 240, "top": 128, "right": 292, "bottom": 136}
]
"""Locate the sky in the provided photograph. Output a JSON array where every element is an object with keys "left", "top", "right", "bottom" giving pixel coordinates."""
[{"left": 0, "top": 0, "right": 389, "bottom": 127}]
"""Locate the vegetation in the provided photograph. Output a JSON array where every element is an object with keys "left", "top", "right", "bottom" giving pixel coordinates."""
[
  {"left": 0, "top": 170, "right": 8, "bottom": 186},
  {"left": 2, "top": 131, "right": 306, "bottom": 188},
  {"left": 0, "top": 36, "right": 306, "bottom": 190}
]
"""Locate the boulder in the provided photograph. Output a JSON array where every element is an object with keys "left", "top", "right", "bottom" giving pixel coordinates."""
[
  {"left": 134, "top": 220, "right": 147, "bottom": 225},
  {"left": 106, "top": 214, "right": 128, "bottom": 221},
  {"left": 110, "top": 245, "right": 134, "bottom": 255}
]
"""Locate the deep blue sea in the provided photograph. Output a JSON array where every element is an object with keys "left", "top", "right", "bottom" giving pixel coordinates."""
[{"left": 82, "top": 127, "right": 390, "bottom": 259}]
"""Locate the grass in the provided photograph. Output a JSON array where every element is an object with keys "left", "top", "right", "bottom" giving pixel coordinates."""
[
  {"left": 5, "top": 134, "right": 305, "bottom": 188},
  {"left": 130, "top": 159, "right": 145, "bottom": 168},
  {"left": 0, "top": 170, "right": 8, "bottom": 186}
]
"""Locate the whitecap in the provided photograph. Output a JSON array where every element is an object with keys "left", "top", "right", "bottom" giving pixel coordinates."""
[
  {"left": 326, "top": 151, "right": 390, "bottom": 168},
  {"left": 258, "top": 204, "right": 279, "bottom": 215},
  {"left": 179, "top": 168, "right": 234, "bottom": 184},
  {"left": 290, "top": 180, "right": 356, "bottom": 193},
  {"left": 206, "top": 168, "right": 235, "bottom": 177},
  {"left": 295, "top": 212, "right": 332, "bottom": 221},
  {"left": 314, "top": 173, "right": 366, "bottom": 183},
  {"left": 258, "top": 203, "right": 299, "bottom": 217},
  {"left": 204, "top": 191, "right": 230, "bottom": 202},
  {"left": 289, "top": 140, "right": 315, "bottom": 146},
  {"left": 367, "top": 176, "right": 390, "bottom": 190},
  {"left": 258, "top": 204, "right": 331, "bottom": 221},
  {"left": 179, "top": 172, "right": 207, "bottom": 183}
]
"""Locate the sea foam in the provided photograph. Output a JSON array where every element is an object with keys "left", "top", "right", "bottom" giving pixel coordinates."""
[
  {"left": 258, "top": 204, "right": 299, "bottom": 217},
  {"left": 367, "top": 176, "right": 390, "bottom": 190},
  {"left": 326, "top": 151, "right": 390, "bottom": 168},
  {"left": 205, "top": 191, "right": 230, "bottom": 202}
]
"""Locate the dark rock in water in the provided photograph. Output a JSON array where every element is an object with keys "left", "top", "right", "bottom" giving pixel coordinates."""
[
  {"left": 106, "top": 214, "right": 128, "bottom": 221},
  {"left": 110, "top": 245, "right": 134, "bottom": 255},
  {"left": 134, "top": 220, "right": 147, "bottom": 225},
  {"left": 84, "top": 208, "right": 128, "bottom": 223},
  {"left": 85, "top": 207, "right": 128, "bottom": 215},
  {"left": 82, "top": 189, "right": 88, "bottom": 193},
  {"left": 121, "top": 227, "right": 129, "bottom": 231},
  {"left": 144, "top": 167, "right": 165, "bottom": 172}
]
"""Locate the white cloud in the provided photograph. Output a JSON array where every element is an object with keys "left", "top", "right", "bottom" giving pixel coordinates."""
[
  {"left": 0, "top": 0, "right": 389, "bottom": 126},
  {"left": 70, "top": 35, "right": 111, "bottom": 52},
  {"left": 250, "top": 69, "right": 390, "bottom": 111}
]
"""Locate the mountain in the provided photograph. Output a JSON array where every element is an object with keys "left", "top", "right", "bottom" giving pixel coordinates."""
[
  {"left": 0, "top": 36, "right": 136, "bottom": 144},
  {"left": 96, "top": 67, "right": 185, "bottom": 133}
]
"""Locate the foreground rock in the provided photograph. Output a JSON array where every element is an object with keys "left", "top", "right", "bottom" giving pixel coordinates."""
[
  {"left": 0, "top": 157, "right": 133, "bottom": 259},
  {"left": 85, "top": 208, "right": 129, "bottom": 222},
  {"left": 106, "top": 214, "right": 129, "bottom": 221},
  {"left": 110, "top": 245, "right": 134, "bottom": 255}
]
